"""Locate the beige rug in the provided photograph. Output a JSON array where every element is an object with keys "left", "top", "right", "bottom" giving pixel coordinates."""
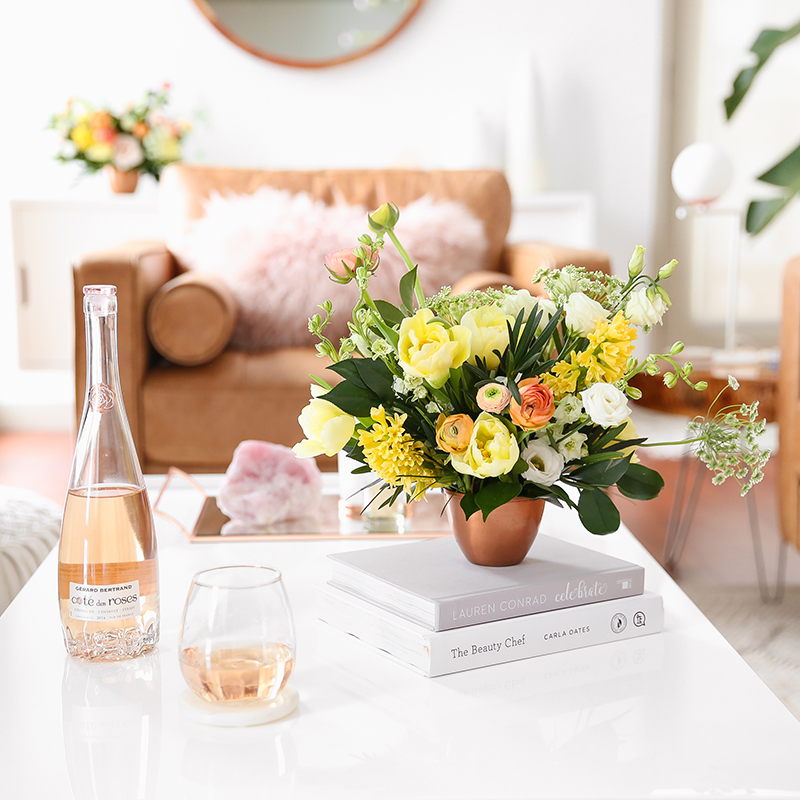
[{"left": 681, "top": 585, "right": 800, "bottom": 721}]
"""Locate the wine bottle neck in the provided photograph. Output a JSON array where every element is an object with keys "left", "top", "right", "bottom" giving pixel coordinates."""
[{"left": 84, "top": 311, "right": 121, "bottom": 411}]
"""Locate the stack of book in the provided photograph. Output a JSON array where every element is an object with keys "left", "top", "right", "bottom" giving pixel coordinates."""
[{"left": 318, "top": 535, "right": 663, "bottom": 677}]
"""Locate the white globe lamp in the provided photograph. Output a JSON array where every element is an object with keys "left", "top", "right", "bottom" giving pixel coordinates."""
[{"left": 671, "top": 142, "right": 733, "bottom": 205}]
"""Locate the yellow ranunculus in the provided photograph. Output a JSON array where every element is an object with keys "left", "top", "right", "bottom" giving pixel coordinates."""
[
  {"left": 450, "top": 412, "right": 520, "bottom": 478},
  {"left": 397, "top": 308, "right": 471, "bottom": 389},
  {"left": 70, "top": 121, "right": 94, "bottom": 152},
  {"left": 460, "top": 305, "right": 510, "bottom": 370},
  {"left": 292, "top": 398, "right": 355, "bottom": 458}
]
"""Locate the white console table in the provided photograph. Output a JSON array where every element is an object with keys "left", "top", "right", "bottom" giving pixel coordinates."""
[
  {"left": 9, "top": 196, "right": 163, "bottom": 372},
  {"left": 0, "top": 474, "right": 798, "bottom": 799}
]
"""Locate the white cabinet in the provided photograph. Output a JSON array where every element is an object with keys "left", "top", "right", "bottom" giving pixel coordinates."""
[
  {"left": 509, "top": 192, "right": 596, "bottom": 248},
  {"left": 11, "top": 198, "right": 163, "bottom": 371}
]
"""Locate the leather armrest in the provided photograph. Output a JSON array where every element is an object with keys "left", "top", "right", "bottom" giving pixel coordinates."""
[
  {"left": 502, "top": 242, "right": 612, "bottom": 294},
  {"left": 72, "top": 241, "right": 177, "bottom": 447}
]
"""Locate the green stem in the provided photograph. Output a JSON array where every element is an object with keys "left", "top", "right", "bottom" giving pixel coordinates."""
[
  {"left": 639, "top": 437, "right": 702, "bottom": 448},
  {"left": 387, "top": 228, "right": 425, "bottom": 307}
]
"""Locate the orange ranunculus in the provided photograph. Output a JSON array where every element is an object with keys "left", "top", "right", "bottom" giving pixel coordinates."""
[
  {"left": 435, "top": 413, "right": 473, "bottom": 454},
  {"left": 509, "top": 377, "right": 555, "bottom": 430},
  {"left": 132, "top": 121, "right": 150, "bottom": 139}
]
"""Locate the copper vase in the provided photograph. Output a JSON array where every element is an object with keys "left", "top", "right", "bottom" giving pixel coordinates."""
[
  {"left": 105, "top": 166, "right": 139, "bottom": 194},
  {"left": 445, "top": 492, "right": 545, "bottom": 567}
]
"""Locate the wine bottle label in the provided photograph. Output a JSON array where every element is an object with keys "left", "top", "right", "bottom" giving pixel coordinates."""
[{"left": 69, "top": 580, "right": 141, "bottom": 622}]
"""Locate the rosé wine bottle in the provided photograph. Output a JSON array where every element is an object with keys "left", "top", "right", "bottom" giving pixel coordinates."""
[{"left": 58, "top": 285, "right": 159, "bottom": 660}]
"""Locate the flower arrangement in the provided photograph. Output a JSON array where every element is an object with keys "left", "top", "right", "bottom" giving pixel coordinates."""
[
  {"left": 293, "top": 203, "right": 770, "bottom": 535},
  {"left": 48, "top": 85, "right": 190, "bottom": 179}
]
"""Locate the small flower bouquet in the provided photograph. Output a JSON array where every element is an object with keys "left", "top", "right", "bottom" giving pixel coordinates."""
[
  {"left": 48, "top": 85, "right": 190, "bottom": 180},
  {"left": 293, "top": 203, "right": 770, "bottom": 543}
]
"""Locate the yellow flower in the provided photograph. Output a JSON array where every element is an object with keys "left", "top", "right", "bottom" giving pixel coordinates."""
[
  {"left": 544, "top": 356, "right": 581, "bottom": 399},
  {"left": 460, "top": 305, "right": 510, "bottom": 370},
  {"left": 293, "top": 398, "right": 355, "bottom": 458},
  {"left": 85, "top": 142, "right": 115, "bottom": 163},
  {"left": 398, "top": 308, "right": 471, "bottom": 389},
  {"left": 450, "top": 412, "right": 520, "bottom": 479},
  {"left": 612, "top": 415, "right": 641, "bottom": 463},
  {"left": 358, "top": 407, "right": 438, "bottom": 496},
  {"left": 70, "top": 121, "right": 94, "bottom": 152}
]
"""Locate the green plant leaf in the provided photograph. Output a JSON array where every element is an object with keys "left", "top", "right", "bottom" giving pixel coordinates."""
[
  {"left": 459, "top": 492, "right": 480, "bottom": 521},
  {"left": 577, "top": 489, "right": 620, "bottom": 535},
  {"left": 328, "top": 358, "right": 394, "bottom": 402},
  {"left": 373, "top": 299, "right": 405, "bottom": 327},
  {"left": 725, "top": 20, "right": 800, "bottom": 119},
  {"left": 757, "top": 142, "right": 800, "bottom": 187},
  {"left": 569, "top": 455, "right": 631, "bottom": 488},
  {"left": 399, "top": 266, "right": 419, "bottom": 313},
  {"left": 745, "top": 196, "right": 795, "bottom": 234},
  {"left": 475, "top": 482, "right": 522, "bottom": 521},
  {"left": 616, "top": 463, "right": 665, "bottom": 501},
  {"left": 321, "top": 381, "right": 379, "bottom": 418}
]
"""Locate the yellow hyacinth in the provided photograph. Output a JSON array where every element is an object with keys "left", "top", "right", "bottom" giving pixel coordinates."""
[
  {"left": 358, "top": 406, "right": 438, "bottom": 497},
  {"left": 545, "top": 312, "right": 636, "bottom": 398}
]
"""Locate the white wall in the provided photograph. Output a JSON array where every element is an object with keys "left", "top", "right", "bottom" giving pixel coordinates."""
[{"left": 0, "top": 0, "right": 666, "bottom": 430}]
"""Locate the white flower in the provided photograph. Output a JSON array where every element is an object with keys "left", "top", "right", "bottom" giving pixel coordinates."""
[
  {"left": 549, "top": 269, "right": 581, "bottom": 300},
  {"left": 581, "top": 383, "right": 630, "bottom": 428},
  {"left": 521, "top": 440, "right": 565, "bottom": 486},
  {"left": 557, "top": 431, "right": 588, "bottom": 462},
  {"left": 553, "top": 395, "right": 584, "bottom": 426},
  {"left": 625, "top": 288, "right": 668, "bottom": 328},
  {"left": 502, "top": 290, "right": 557, "bottom": 330},
  {"left": 112, "top": 134, "right": 144, "bottom": 171},
  {"left": 564, "top": 292, "right": 610, "bottom": 336}
]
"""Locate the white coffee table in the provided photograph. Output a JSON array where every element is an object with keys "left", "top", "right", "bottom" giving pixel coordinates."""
[{"left": 1, "top": 474, "right": 799, "bottom": 799}]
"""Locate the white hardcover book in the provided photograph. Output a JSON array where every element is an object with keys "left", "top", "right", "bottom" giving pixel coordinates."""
[
  {"left": 328, "top": 535, "right": 645, "bottom": 631},
  {"left": 319, "top": 584, "right": 663, "bottom": 678}
]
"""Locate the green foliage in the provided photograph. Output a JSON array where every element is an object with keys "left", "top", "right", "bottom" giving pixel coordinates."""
[{"left": 725, "top": 19, "right": 800, "bottom": 234}]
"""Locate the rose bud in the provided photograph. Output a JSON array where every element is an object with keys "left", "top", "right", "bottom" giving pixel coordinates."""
[
  {"left": 509, "top": 377, "right": 556, "bottom": 430},
  {"left": 325, "top": 248, "right": 360, "bottom": 277},
  {"left": 476, "top": 383, "right": 512, "bottom": 413},
  {"left": 368, "top": 202, "right": 400, "bottom": 232},
  {"left": 435, "top": 413, "right": 474, "bottom": 455}
]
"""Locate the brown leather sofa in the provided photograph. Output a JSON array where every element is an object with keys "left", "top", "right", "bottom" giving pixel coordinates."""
[{"left": 72, "top": 165, "right": 611, "bottom": 473}]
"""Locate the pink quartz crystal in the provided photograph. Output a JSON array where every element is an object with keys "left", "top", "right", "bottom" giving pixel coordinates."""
[{"left": 218, "top": 440, "right": 322, "bottom": 527}]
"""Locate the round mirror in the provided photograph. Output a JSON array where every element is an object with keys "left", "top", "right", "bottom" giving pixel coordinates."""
[{"left": 194, "top": 0, "right": 424, "bottom": 68}]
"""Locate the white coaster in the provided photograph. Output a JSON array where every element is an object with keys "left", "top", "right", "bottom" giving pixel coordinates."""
[{"left": 180, "top": 685, "right": 299, "bottom": 727}]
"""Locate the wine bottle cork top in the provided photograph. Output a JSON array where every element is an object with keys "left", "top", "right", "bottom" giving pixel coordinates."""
[{"left": 84, "top": 285, "right": 118, "bottom": 316}]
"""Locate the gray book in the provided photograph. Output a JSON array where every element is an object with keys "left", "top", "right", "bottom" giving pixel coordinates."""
[
  {"left": 328, "top": 535, "right": 645, "bottom": 631},
  {"left": 319, "top": 584, "right": 663, "bottom": 677}
]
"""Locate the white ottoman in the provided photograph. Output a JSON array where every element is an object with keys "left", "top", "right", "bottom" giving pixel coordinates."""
[{"left": 0, "top": 486, "right": 61, "bottom": 616}]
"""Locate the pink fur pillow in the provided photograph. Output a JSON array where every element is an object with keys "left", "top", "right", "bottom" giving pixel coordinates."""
[{"left": 171, "top": 188, "right": 488, "bottom": 350}]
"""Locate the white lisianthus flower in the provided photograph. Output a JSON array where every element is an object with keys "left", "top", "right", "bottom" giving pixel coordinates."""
[
  {"left": 564, "top": 292, "right": 610, "bottom": 336},
  {"left": 557, "top": 430, "right": 588, "bottom": 463},
  {"left": 521, "top": 440, "right": 565, "bottom": 486},
  {"left": 502, "top": 290, "right": 557, "bottom": 331},
  {"left": 112, "top": 134, "right": 144, "bottom": 171},
  {"left": 580, "top": 383, "right": 630, "bottom": 428},
  {"left": 625, "top": 288, "right": 668, "bottom": 328}
]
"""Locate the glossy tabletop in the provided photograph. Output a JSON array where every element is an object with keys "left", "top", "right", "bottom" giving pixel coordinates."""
[{"left": 1, "top": 475, "right": 800, "bottom": 800}]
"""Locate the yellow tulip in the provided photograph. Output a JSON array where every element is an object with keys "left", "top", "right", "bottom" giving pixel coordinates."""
[
  {"left": 460, "top": 305, "right": 510, "bottom": 370},
  {"left": 70, "top": 121, "right": 94, "bottom": 152},
  {"left": 292, "top": 398, "right": 355, "bottom": 458},
  {"left": 397, "top": 309, "right": 470, "bottom": 389},
  {"left": 450, "top": 412, "right": 520, "bottom": 478}
]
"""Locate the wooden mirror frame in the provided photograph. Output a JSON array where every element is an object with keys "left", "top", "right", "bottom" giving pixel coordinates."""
[{"left": 192, "top": 0, "right": 425, "bottom": 69}]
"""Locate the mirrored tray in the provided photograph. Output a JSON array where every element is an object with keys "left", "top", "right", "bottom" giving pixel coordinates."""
[{"left": 153, "top": 468, "right": 452, "bottom": 543}]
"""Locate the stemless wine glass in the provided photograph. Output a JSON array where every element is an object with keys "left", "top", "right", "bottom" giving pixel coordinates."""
[{"left": 178, "top": 566, "right": 295, "bottom": 704}]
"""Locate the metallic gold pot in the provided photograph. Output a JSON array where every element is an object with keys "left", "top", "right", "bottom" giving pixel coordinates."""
[
  {"left": 444, "top": 492, "right": 545, "bottom": 567},
  {"left": 105, "top": 166, "right": 139, "bottom": 194}
]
